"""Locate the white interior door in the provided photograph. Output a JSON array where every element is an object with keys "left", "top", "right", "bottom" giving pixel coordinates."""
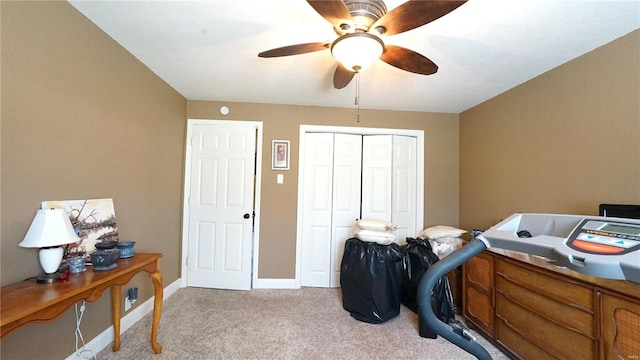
[
  {"left": 361, "top": 135, "right": 393, "bottom": 221},
  {"left": 301, "top": 133, "right": 362, "bottom": 288},
  {"left": 330, "top": 134, "right": 362, "bottom": 287},
  {"left": 300, "top": 133, "right": 334, "bottom": 287},
  {"left": 392, "top": 135, "right": 417, "bottom": 243},
  {"left": 186, "top": 122, "right": 256, "bottom": 290}
]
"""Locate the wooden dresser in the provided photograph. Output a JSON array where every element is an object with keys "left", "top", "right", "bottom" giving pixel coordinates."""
[{"left": 463, "top": 248, "right": 640, "bottom": 359}]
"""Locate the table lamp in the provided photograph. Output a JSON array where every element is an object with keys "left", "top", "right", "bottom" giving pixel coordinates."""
[{"left": 19, "top": 208, "right": 80, "bottom": 283}]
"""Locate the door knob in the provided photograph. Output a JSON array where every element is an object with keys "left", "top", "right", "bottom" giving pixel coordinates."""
[{"left": 243, "top": 213, "right": 251, "bottom": 219}]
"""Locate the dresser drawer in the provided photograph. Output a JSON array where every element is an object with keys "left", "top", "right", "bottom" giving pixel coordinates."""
[
  {"left": 496, "top": 318, "right": 556, "bottom": 360},
  {"left": 600, "top": 291, "right": 640, "bottom": 360},
  {"left": 466, "top": 286, "right": 493, "bottom": 328},
  {"left": 497, "top": 258, "right": 594, "bottom": 311},
  {"left": 497, "top": 276, "right": 595, "bottom": 336},
  {"left": 463, "top": 251, "right": 495, "bottom": 337},
  {"left": 497, "top": 292, "right": 597, "bottom": 360},
  {"left": 465, "top": 251, "right": 494, "bottom": 290}
]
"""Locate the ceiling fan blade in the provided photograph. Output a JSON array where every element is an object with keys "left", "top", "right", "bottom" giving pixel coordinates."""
[
  {"left": 258, "top": 42, "right": 330, "bottom": 58},
  {"left": 333, "top": 63, "right": 355, "bottom": 89},
  {"left": 380, "top": 45, "right": 438, "bottom": 75},
  {"left": 307, "top": 0, "right": 352, "bottom": 30},
  {"left": 372, "top": 0, "right": 467, "bottom": 36}
]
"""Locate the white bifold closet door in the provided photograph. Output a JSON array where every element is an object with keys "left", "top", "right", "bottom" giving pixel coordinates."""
[
  {"left": 362, "top": 135, "right": 417, "bottom": 241},
  {"left": 300, "top": 133, "right": 416, "bottom": 288},
  {"left": 301, "top": 133, "right": 362, "bottom": 287}
]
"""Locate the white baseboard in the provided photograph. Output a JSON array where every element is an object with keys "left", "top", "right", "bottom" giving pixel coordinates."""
[
  {"left": 65, "top": 278, "right": 183, "bottom": 360},
  {"left": 252, "top": 278, "right": 298, "bottom": 289}
]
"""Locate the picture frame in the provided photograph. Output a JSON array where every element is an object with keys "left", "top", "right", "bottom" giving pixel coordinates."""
[
  {"left": 41, "top": 198, "right": 120, "bottom": 265},
  {"left": 271, "top": 140, "right": 290, "bottom": 170}
]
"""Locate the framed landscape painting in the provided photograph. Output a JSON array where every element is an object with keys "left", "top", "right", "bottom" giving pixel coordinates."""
[{"left": 41, "top": 198, "right": 119, "bottom": 254}]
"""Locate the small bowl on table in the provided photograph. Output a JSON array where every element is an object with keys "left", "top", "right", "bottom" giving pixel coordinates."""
[{"left": 117, "top": 241, "right": 136, "bottom": 259}]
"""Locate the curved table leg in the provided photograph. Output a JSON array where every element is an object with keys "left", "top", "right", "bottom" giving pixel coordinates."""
[
  {"left": 111, "top": 286, "right": 122, "bottom": 351},
  {"left": 150, "top": 271, "right": 163, "bottom": 354}
]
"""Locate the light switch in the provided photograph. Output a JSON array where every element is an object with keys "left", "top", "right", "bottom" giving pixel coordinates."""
[{"left": 276, "top": 174, "right": 284, "bottom": 184}]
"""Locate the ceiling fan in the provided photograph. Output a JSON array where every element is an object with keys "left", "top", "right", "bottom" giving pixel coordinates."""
[{"left": 258, "top": 0, "right": 467, "bottom": 89}]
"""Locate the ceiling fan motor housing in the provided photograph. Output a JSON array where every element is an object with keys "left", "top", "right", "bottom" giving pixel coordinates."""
[{"left": 343, "top": 0, "right": 387, "bottom": 32}]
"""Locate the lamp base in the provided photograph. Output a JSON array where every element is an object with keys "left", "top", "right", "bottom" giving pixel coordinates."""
[{"left": 36, "top": 272, "right": 61, "bottom": 284}]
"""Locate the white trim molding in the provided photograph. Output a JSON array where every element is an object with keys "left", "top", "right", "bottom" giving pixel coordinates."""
[
  {"left": 252, "top": 278, "right": 298, "bottom": 289},
  {"left": 65, "top": 278, "right": 183, "bottom": 360}
]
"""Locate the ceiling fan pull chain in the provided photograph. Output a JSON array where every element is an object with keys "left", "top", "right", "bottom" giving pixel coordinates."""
[{"left": 355, "top": 71, "right": 361, "bottom": 122}]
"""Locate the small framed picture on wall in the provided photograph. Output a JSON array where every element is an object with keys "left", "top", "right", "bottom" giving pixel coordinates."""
[{"left": 272, "top": 140, "right": 290, "bottom": 170}]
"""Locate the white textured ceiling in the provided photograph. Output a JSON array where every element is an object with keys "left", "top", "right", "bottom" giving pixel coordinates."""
[{"left": 68, "top": 0, "right": 639, "bottom": 113}]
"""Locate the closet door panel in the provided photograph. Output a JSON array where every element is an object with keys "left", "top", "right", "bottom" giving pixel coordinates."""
[
  {"left": 301, "top": 133, "right": 334, "bottom": 287},
  {"left": 298, "top": 129, "right": 420, "bottom": 288},
  {"left": 361, "top": 135, "right": 392, "bottom": 222},
  {"left": 392, "top": 135, "right": 417, "bottom": 241},
  {"left": 330, "top": 134, "right": 362, "bottom": 287}
]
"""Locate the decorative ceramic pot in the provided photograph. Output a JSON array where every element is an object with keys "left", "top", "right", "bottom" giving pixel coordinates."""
[{"left": 117, "top": 241, "right": 136, "bottom": 259}]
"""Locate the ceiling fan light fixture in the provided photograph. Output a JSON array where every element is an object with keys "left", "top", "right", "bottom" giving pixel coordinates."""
[{"left": 331, "top": 32, "right": 384, "bottom": 72}]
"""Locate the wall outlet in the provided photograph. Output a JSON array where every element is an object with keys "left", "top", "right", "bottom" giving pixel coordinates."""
[
  {"left": 124, "top": 287, "right": 138, "bottom": 311},
  {"left": 128, "top": 287, "right": 138, "bottom": 301}
]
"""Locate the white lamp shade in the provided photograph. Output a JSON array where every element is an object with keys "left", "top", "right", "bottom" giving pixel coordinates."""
[
  {"left": 19, "top": 209, "right": 80, "bottom": 248},
  {"left": 331, "top": 32, "right": 384, "bottom": 72}
]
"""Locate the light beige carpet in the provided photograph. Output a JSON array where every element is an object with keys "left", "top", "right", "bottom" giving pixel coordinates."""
[{"left": 97, "top": 287, "right": 509, "bottom": 359}]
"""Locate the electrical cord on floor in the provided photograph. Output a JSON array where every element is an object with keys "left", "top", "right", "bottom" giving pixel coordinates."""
[{"left": 74, "top": 301, "right": 97, "bottom": 360}]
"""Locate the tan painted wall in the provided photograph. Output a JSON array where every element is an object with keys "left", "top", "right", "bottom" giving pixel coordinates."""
[
  {"left": 1, "top": 2, "right": 186, "bottom": 359},
  {"left": 459, "top": 30, "right": 640, "bottom": 231},
  {"left": 1, "top": 2, "right": 460, "bottom": 358},
  {"left": 10, "top": 2, "right": 635, "bottom": 359},
  {"left": 187, "top": 102, "right": 460, "bottom": 278}
]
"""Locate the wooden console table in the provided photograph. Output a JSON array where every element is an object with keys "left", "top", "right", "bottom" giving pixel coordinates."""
[{"left": 1, "top": 252, "right": 164, "bottom": 354}]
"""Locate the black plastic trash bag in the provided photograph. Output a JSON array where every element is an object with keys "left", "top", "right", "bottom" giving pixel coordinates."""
[
  {"left": 401, "top": 237, "right": 456, "bottom": 338},
  {"left": 340, "top": 237, "right": 404, "bottom": 324}
]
